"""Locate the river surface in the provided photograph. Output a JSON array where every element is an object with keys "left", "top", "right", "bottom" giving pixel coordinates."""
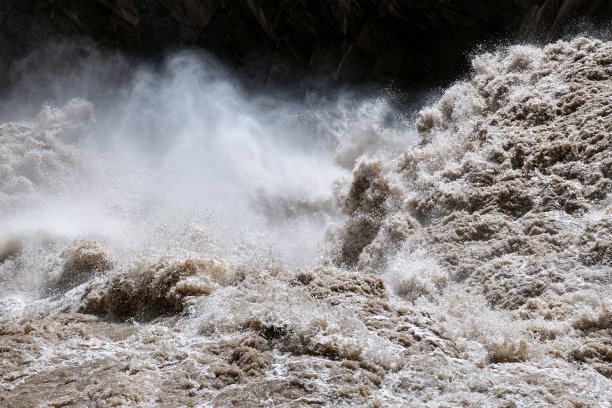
[{"left": 1, "top": 37, "right": 611, "bottom": 407}]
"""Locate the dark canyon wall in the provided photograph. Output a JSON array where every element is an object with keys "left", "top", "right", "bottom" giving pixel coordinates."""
[{"left": 1, "top": 0, "right": 611, "bottom": 90}]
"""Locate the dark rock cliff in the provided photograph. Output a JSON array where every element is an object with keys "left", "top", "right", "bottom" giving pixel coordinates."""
[{"left": 1, "top": 0, "right": 611, "bottom": 91}]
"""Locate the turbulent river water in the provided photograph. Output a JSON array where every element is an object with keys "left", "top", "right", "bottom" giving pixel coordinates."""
[{"left": 1, "top": 37, "right": 611, "bottom": 407}]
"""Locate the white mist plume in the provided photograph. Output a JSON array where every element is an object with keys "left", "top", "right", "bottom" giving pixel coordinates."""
[{"left": 0, "top": 50, "right": 414, "bottom": 293}]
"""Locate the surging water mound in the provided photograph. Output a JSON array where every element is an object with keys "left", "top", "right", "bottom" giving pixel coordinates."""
[
  {"left": 80, "top": 256, "right": 235, "bottom": 320},
  {"left": 45, "top": 240, "right": 113, "bottom": 294},
  {"left": 336, "top": 37, "right": 612, "bottom": 378}
]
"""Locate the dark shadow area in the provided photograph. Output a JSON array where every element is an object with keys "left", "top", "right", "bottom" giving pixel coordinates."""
[{"left": 1, "top": 0, "right": 612, "bottom": 98}]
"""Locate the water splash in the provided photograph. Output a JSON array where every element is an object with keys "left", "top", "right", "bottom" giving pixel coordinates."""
[{"left": 1, "top": 38, "right": 611, "bottom": 407}]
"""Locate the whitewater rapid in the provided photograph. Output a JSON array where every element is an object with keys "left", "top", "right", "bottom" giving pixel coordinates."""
[{"left": 1, "top": 38, "right": 611, "bottom": 407}]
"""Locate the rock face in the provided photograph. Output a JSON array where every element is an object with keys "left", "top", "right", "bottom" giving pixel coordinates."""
[{"left": 1, "top": 0, "right": 611, "bottom": 90}]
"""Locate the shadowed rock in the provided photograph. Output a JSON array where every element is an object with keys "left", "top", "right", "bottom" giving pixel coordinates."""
[{"left": 1, "top": 0, "right": 611, "bottom": 91}]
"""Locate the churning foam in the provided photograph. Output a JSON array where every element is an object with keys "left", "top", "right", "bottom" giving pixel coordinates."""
[{"left": 1, "top": 38, "right": 612, "bottom": 407}]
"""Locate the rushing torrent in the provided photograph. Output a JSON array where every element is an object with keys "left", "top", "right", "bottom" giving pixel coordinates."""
[{"left": 1, "top": 37, "right": 611, "bottom": 407}]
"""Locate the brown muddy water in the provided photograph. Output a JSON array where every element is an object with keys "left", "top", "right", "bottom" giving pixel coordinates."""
[{"left": 1, "top": 37, "right": 611, "bottom": 407}]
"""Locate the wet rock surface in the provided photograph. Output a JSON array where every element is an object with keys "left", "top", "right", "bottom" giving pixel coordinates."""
[{"left": 1, "top": 0, "right": 612, "bottom": 91}]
